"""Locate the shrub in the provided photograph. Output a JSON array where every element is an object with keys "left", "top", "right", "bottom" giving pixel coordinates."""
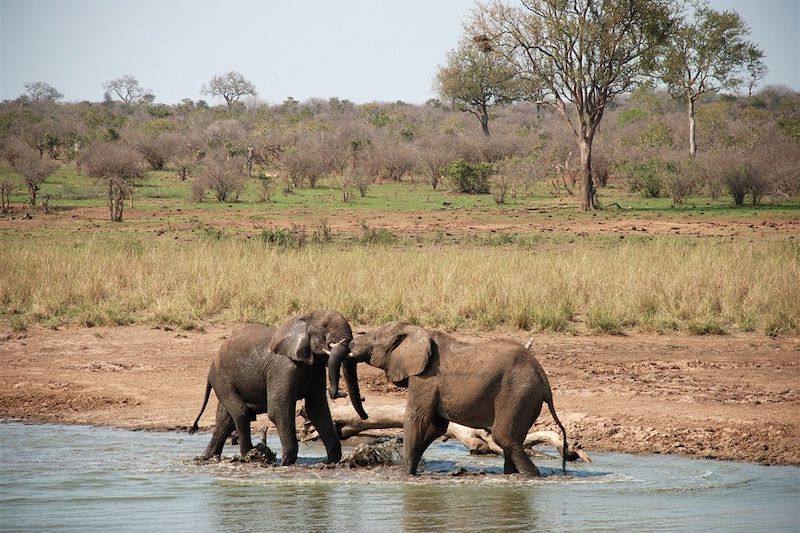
[
  {"left": 623, "top": 158, "right": 671, "bottom": 198},
  {"left": 359, "top": 221, "right": 398, "bottom": 245},
  {"left": 720, "top": 162, "right": 768, "bottom": 206},
  {"left": 195, "top": 151, "right": 246, "bottom": 203},
  {"left": 81, "top": 142, "right": 142, "bottom": 221},
  {"left": 259, "top": 225, "right": 307, "bottom": 248},
  {"left": 441, "top": 159, "right": 492, "bottom": 194}
]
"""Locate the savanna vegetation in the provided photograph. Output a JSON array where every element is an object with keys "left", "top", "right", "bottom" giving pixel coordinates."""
[{"left": 1, "top": 1, "right": 797, "bottom": 336}]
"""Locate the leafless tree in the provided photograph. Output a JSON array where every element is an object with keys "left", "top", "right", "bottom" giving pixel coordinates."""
[
  {"left": 127, "top": 130, "right": 180, "bottom": 170},
  {"left": 24, "top": 81, "right": 63, "bottom": 103},
  {"left": 201, "top": 71, "right": 257, "bottom": 111},
  {"left": 1, "top": 138, "right": 58, "bottom": 207},
  {"left": 194, "top": 151, "right": 247, "bottom": 202},
  {"left": 81, "top": 142, "right": 143, "bottom": 221},
  {"left": 0, "top": 179, "right": 15, "bottom": 212},
  {"left": 103, "top": 75, "right": 147, "bottom": 104}
]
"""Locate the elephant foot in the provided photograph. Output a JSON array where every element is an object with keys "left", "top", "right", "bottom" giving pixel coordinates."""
[{"left": 193, "top": 454, "right": 221, "bottom": 464}]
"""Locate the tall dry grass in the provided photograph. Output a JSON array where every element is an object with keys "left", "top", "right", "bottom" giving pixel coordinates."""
[{"left": 1, "top": 238, "right": 797, "bottom": 335}]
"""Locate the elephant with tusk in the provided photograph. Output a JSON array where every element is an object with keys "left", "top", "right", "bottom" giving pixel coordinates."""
[{"left": 190, "top": 309, "right": 367, "bottom": 464}]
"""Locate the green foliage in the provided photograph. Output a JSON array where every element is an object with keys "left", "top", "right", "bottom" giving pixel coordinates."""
[
  {"left": 617, "top": 108, "right": 648, "bottom": 126},
  {"left": 687, "top": 318, "right": 728, "bottom": 335},
  {"left": 259, "top": 225, "right": 307, "bottom": 248},
  {"left": 586, "top": 308, "right": 625, "bottom": 334},
  {"left": 621, "top": 158, "right": 678, "bottom": 198},
  {"left": 777, "top": 118, "right": 800, "bottom": 142},
  {"left": 639, "top": 120, "right": 673, "bottom": 147},
  {"left": 141, "top": 118, "right": 176, "bottom": 137},
  {"left": 359, "top": 221, "right": 398, "bottom": 245},
  {"left": 441, "top": 159, "right": 492, "bottom": 194}
]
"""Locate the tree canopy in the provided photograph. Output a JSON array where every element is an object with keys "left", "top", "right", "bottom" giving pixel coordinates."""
[{"left": 201, "top": 71, "right": 257, "bottom": 111}]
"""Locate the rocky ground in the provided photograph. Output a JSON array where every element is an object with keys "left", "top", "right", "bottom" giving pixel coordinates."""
[{"left": 1, "top": 325, "right": 797, "bottom": 465}]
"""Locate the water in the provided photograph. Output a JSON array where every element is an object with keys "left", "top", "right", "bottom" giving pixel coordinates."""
[{"left": 1, "top": 421, "right": 798, "bottom": 532}]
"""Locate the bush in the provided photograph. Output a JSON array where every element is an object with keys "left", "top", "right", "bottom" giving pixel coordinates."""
[
  {"left": 359, "top": 221, "right": 398, "bottom": 245},
  {"left": 720, "top": 162, "right": 768, "bottom": 206},
  {"left": 195, "top": 151, "right": 246, "bottom": 203},
  {"left": 623, "top": 158, "right": 672, "bottom": 198},
  {"left": 441, "top": 159, "right": 492, "bottom": 194},
  {"left": 260, "top": 225, "right": 307, "bottom": 248},
  {"left": 664, "top": 157, "right": 700, "bottom": 204}
]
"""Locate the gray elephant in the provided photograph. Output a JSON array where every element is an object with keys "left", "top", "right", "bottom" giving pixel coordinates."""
[
  {"left": 344, "top": 321, "right": 567, "bottom": 477},
  {"left": 190, "top": 309, "right": 368, "bottom": 465}
]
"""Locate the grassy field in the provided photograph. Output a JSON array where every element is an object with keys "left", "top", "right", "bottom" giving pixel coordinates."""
[{"left": 2, "top": 164, "right": 798, "bottom": 335}]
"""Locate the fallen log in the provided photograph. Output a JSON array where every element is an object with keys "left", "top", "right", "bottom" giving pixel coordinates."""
[{"left": 315, "top": 403, "right": 590, "bottom": 463}]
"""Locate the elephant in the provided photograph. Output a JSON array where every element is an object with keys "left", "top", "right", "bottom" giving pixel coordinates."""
[
  {"left": 189, "top": 309, "right": 368, "bottom": 465},
  {"left": 345, "top": 321, "right": 567, "bottom": 477}
]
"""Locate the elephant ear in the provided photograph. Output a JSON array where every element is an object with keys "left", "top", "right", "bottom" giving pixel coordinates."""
[
  {"left": 270, "top": 319, "right": 313, "bottom": 365},
  {"left": 385, "top": 326, "right": 432, "bottom": 383}
]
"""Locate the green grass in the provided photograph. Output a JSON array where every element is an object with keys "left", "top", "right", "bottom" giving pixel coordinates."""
[{"left": 3, "top": 162, "right": 799, "bottom": 218}]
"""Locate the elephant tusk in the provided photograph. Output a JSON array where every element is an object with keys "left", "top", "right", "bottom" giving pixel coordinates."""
[
  {"left": 525, "top": 337, "right": 534, "bottom": 350},
  {"left": 322, "top": 348, "right": 332, "bottom": 356}
]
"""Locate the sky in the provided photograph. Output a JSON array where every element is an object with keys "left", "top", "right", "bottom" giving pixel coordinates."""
[{"left": 1, "top": 0, "right": 798, "bottom": 105}]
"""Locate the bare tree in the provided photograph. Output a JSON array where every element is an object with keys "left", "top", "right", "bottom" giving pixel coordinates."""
[
  {"left": 81, "top": 142, "right": 143, "bottom": 221},
  {"left": 1, "top": 138, "right": 57, "bottom": 207},
  {"left": 435, "top": 36, "right": 521, "bottom": 136},
  {"left": 0, "top": 179, "right": 13, "bottom": 213},
  {"left": 201, "top": 71, "right": 257, "bottom": 111},
  {"left": 658, "top": 1, "right": 764, "bottom": 156},
  {"left": 473, "top": 0, "right": 674, "bottom": 210},
  {"left": 103, "top": 75, "right": 147, "bottom": 104},
  {"left": 24, "top": 81, "right": 63, "bottom": 103},
  {"left": 194, "top": 151, "right": 247, "bottom": 202}
]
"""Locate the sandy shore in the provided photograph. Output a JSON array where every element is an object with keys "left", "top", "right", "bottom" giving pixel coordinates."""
[{"left": 1, "top": 325, "right": 797, "bottom": 465}]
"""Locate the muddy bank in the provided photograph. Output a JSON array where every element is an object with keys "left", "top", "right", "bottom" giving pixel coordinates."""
[{"left": 0, "top": 325, "right": 797, "bottom": 465}]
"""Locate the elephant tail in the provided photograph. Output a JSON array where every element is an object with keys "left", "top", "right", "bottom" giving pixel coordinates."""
[
  {"left": 189, "top": 379, "right": 212, "bottom": 435},
  {"left": 546, "top": 395, "right": 568, "bottom": 474}
]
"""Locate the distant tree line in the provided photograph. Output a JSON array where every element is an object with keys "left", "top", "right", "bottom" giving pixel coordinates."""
[{"left": 0, "top": 1, "right": 796, "bottom": 220}]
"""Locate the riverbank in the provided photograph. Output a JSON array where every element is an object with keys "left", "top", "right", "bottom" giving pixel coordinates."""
[{"left": 1, "top": 325, "right": 797, "bottom": 465}]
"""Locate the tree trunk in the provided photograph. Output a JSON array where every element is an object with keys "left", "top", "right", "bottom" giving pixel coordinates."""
[
  {"left": 579, "top": 136, "right": 595, "bottom": 211},
  {"left": 28, "top": 183, "right": 37, "bottom": 207},
  {"left": 688, "top": 97, "right": 697, "bottom": 157},
  {"left": 480, "top": 105, "right": 491, "bottom": 137}
]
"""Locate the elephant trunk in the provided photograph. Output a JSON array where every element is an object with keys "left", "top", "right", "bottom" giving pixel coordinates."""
[
  {"left": 342, "top": 357, "right": 368, "bottom": 420},
  {"left": 327, "top": 343, "right": 348, "bottom": 400},
  {"left": 327, "top": 344, "right": 368, "bottom": 420}
]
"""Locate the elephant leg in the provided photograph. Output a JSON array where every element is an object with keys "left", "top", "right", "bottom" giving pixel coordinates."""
[
  {"left": 493, "top": 410, "right": 540, "bottom": 477},
  {"left": 268, "top": 399, "right": 299, "bottom": 466},
  {"left": 503, "top": 455, "right": 519, "bottom": 475},
  {"left": 304, "top": 386, "right": 342, "bottom": 463},
  {"left": 404, "top": 409, "right": 448, "bottom": 475},
  {"left": 200, "top": 403, "right": 235, "bottom": 460},
  {"left": 218, "top": 395, "right": 254, "bottom": 457}
]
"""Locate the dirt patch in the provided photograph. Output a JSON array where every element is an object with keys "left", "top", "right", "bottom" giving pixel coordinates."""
[
  {"left": 0, "top": 326, "right": 798, "bottom": 465},
  {"left": 3, "top": 203, "right": 798, "bottom": 242}
]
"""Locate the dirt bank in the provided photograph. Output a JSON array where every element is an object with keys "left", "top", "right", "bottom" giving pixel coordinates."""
[{"left": 0, "top": 325, "right": 797, "bottom": 465}]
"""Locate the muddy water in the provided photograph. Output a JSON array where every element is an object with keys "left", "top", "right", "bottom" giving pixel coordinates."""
[{"left": 1, "top": 421, "right": 798, "bottom": 532}]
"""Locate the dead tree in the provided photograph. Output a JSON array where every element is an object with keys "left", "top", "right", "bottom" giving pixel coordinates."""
[{"left": 305, "top": 403, "right": 590, "bottom": 463}]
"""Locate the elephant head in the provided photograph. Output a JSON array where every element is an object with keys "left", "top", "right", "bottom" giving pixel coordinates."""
[
  {"left": 270, "top": 309, "right": 368, "bottom": 420},
  {"left": 347, "top": 321, "right": 433, "bottom": 385}
]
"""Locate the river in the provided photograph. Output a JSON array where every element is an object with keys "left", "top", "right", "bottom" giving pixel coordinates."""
[{"left": 0, "top": 421, "right": 797, "bottom": 532}]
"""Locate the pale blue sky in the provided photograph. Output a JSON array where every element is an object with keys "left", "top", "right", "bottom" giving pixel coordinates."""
[{"left": 1, "top": 0, "right": 798, "bottom": 104}]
